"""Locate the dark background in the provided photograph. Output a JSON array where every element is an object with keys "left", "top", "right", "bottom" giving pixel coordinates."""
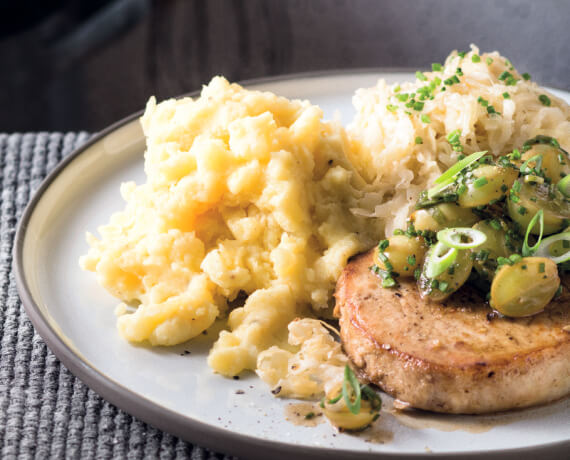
[{"left": 1, "top": 0, "right": 569, "bottom": 132}]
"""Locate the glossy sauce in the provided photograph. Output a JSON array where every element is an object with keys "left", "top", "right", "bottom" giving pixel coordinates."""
[{"left": 284, "top": 402, "right": 325, "bottom": 427}]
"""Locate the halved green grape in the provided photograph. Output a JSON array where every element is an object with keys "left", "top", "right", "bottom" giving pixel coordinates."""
[
  {"left": 457, "top": 165, "right": 518, "bottom": 208},
  {"left": 521, "top": 144, "right": 570, "bottom": 183},
  {"left": 490, "top": 257, "right": 560, "bottom": 317},
  {"left": 507, "top": 179, "right": 570, "bottom": 235},
  {"left": 375, "top": 235, "right": 426, "bottom": 277},
  {"left": 471, "top": 220, "right": 514, "bottom": 280},
  {"left": 411, "top": 203, "right": 479, "bottom": 232},
  {"left": 418, "top": 245, "right": 473, "bottom": 301}
]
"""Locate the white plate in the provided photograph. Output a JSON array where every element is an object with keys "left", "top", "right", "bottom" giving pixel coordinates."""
[{"left": 15, "top": 72, "right": 570, "bottom": 459}]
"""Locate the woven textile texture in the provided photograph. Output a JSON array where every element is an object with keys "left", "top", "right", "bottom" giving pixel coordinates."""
[{"left": 0, "top": 133, "right": 238, "bottom": 460}]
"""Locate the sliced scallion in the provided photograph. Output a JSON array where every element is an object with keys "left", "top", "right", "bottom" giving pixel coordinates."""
[
  {"left": 520, "top": 154, "right": 543, "bottom": 174},
  {"left": 424, "top": 242, "right": 458, "bottom": 278},
  {"left": 437, "top": 227, "right": 487, "bottom": 249},
  {"left": 433, "top": 151, "right": 487, "bottom": 184},
  {"left": 522, "top": 210, "right": 544, "bottom": 257},
  {"left": 342, "top": 365, "right": 362, "bottom": 415},
  {"left": 536, "top": 232, "right": 570, "bottom": 264},
  {"left": 427, "top": 151, "right": 487, "bottom": 199}
]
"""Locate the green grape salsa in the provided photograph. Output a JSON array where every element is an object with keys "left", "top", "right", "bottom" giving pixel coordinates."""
[{"left": 371, "top": 135, "right": 570, "bottom": 318}]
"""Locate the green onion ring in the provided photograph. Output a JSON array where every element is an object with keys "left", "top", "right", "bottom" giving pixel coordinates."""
[
  {"left": 434, "top": 151, "right": 487, "bottom": 184},
  {"left": 342, "top": 365, "right": 361, "bottom": 415},
  {"left": 557, "top": 175, "right": 570, "bottom": 198},
  {"left": 427, "top": 151, "right": 487, "bottom": 199},
  {"left": 522, "top": 210, "right": 544, "bottom": 257},
  {"left": 427, "top": 176, "right": 455, "bottom": 199},
  {"left": 520, "top": 154, "right": 543, "bottom": 174},
  {"left": 437, "top": 227, "right": 487, "bottom": 249},
  {"left": 535, "top": 232, "right": 570, "bottom": 264},
  {"left": 425, "top": 241, "right": 458, "bottom": 278},
  {"left": 361, "top": 385, "right": 382, "bottom": 411}
]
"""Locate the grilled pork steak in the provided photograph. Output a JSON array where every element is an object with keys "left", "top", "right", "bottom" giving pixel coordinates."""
[{"left": 334, "top": 249, "right": 570, "bottom": 414}]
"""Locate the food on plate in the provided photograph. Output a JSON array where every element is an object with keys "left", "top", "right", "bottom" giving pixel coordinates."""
[
  {"left": 335, "top": 250, "right": 570, "bottom": 414},
  {"left": 335, "top": 134, "right": 570, "bottom": 413},
  {"left": 80, "top": 44, "right": 570, "bottom": 425},
  {"left": 348, "top": 47, "right": 570, "bottom": 236},
  {"left": 80, "top": 76, "right": 381, "bottom": 376}
]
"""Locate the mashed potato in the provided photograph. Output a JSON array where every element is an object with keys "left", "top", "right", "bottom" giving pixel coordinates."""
[
  {"left": 80, "top": 76, "right": 378, "bottom": 376},
  {"left": 81, "top": 46, "right": 570, "bottom": 396}
]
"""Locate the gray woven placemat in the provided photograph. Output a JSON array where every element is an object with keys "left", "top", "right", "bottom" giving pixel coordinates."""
[{"left": 0, "top": 133, "right": 238, "bottom": 460}]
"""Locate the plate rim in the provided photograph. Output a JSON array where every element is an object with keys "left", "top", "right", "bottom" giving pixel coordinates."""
[{"left": 13, "top": 70, "right": 570, "bottom": 459}]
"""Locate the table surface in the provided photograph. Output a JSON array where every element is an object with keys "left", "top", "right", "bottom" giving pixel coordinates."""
[
  {"left": 1, "top": 1, "right": 569, "bottom": 458},
  {"left": 0, "top": 0, "right": 569, "bottom": 132}
]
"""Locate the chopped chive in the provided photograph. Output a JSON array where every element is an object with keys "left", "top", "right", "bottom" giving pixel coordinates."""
[
  {"left": 487, "top": 105, "right": 500, "bottom": 115},
  {"left": 538, "top": 94, "right": 551, "bottom": 106},
  {"left": 416, "top": 71, "right": 428, "bottom": 81},
  {"left": 456, "top": 67, "right": 464, "bottom": 76},
  {"left": 497, "top": 256, "right": 512, "bottom": 266},
  {"left": 498, "top": 71, "right": 512, "bottom": 81},
  {"left": 397, "top": 93, "right": 409, "bottom": 102},
  {"left": 474, "top": 177, "right": 489, "bottom": 188},
  {"left": 407, "top": 255, "right": 416, "bottom": 266},
  {"left": 438, "top": 281, "right": 449, "bottom": 292},
  {"left": 386, "top": 104, "right": 398, "bottom": 112},
  {"left": 490, "top": 219, "right": 502, "bottom": 230},
  {"left": 432, "top": 63, "right": 442, "bottom": 71},
  {"left": 378, "top": 239, "right": 389, "bottom": 251},
  {"left": 471, "top": 54, "right": 481, "bottom": 63},
  {"left": 518, "top": 206, "right": 527, "bottom": 215},
  {"left": 415, "top": 136, "right": 423, "bottom": 144},
  {"left": 457, "top": 183, "right": 467, "bottom": 195},
  {"left": 457, "top": 51, "right": 466, "bottom": 58},
  {"left": 413, "top": 101, "right": 425, "bottom": 111},
  {"left": 486, "top": 57, "right": 493, "bottom": 65},
  {"left": 512, "top": 180, "right": 521, "bottom": 192},
  {"left": 413, "top": 268, "right": 421, "bottom": 280},
  {"left": 447, "top": 129, "right": 461, "bottom": 144},
  {"left": 502, "top": 92, "right": 510, "bottom": 99},
  {"left": 382, "top": 276, "right": 396, "bottom": 287},
  {"left": 509, "top": 254, "right": 522, "bottom": 264},
  {"left": 539, "top": 262, "right": 545, "bottom": 273},
  {"left": 394, "top": 85, "right": 401, "bottom": 93},
  {"left": 420, "top": 114, "right": 431, "bottom": 123},
  {"left": 522, "top": 72, "right": 531, "bottom": 81}
]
